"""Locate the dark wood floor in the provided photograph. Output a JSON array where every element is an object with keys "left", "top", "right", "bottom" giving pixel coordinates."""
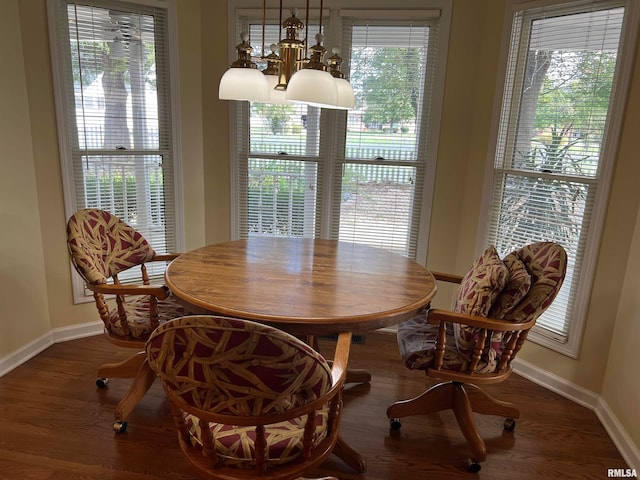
[{"left": 0, "top": 331, "right": 627, "bottom": 480}]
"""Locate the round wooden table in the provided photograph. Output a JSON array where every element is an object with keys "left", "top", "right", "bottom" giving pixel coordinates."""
[
  {"left": 165, "top": 237, "right": 437, "bottom": 336},
  {"left": 164, "top": 237, "right": 437, "bottom": 474}
]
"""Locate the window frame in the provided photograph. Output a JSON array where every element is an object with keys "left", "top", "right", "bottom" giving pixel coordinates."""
[
  {"left": 227, "top": 0, "right": 451, "bottom": 265},
  {"left": 47, "top": 0, "right": 184, "bottom": 303},
  {"left": 478, "top": 0, "right": 640, "bottom": 357}
]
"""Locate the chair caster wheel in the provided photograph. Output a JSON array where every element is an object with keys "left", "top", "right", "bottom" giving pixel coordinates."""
[
  {"left": 467, "top": 458, "right": 481, "bottom": 473},
  {"left": 113, "top": 421, "right": 127, "bottom": 433},
  {"left": 504, "top": 418, "right": 516, "bottom": 431},
  {"left": 389, "top": 418, "right": 402, "bottom": 430},
  {"left": 96, "top": 378, "right": 108, "bottom": 388}
]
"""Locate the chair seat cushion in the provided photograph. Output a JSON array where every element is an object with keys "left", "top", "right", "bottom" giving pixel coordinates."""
[
  {"left": 397, "top": 313, "right": 468, "bottom": 372},
  {"left": 184, "top": 407, "right": 329, "bottom": 467},
  {"left": 107, "top": 293, "right": 189, "bottom": 339}
]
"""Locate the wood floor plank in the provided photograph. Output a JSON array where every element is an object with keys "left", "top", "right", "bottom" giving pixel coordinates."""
[{"left": 0, "top": 332, "right": 628, "bottom": 480}]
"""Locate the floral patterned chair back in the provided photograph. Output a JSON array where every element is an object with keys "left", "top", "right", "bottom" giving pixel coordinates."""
[{"left": 146, "top": 315, "right": 349, "bottom": 480}]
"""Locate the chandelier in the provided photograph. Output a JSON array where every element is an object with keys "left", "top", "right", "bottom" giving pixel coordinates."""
[{"left": 218, "top": 0, "right": 355, "bottom": 110}]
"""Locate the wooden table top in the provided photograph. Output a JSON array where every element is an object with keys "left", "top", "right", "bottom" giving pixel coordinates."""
[{"left": 165, "top": 237, "right": 437, "bottom": 335}]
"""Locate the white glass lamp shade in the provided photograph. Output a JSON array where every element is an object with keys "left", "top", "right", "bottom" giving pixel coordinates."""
[
  {"left": 286, "top": 68, "right": 338, "bottom": 108},
  {"left": 334, "top": 77, "right": 355, "bottom": 110},
  {"left": 219, "top": 67, "right": 270, "bottom": 102},
  {"left": 264, "top": 74, "right": 293, "bottom": 105}
]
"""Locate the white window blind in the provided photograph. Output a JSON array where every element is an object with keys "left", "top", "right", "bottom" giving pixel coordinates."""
[
  {"left": 231, "top": 6, "right": 445, "bottom": 262},
  {"left": 49, "top": 0, "right": 179, "bottom": 298},
  {"left": 485, "top": 0, "right": 630, "bottom": 350},
  {"left": 332, "top": 21, "right": 436, "bottom": 258}
]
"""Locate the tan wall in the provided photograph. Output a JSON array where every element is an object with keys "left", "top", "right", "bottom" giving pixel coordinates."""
[
  {"left": 177, "top": 0, "right": 207, "bottom": 251},
  {"left": 600, "top": 32, "right": 640, "bottom": 450},
  {"left": 602, "top": 202, "right": 640, "bottom": 452},
  {"left": 17, "top": 0, "right": 97, "bottom": 330},
  {"left": 426, "top": 1, "right": 506, "bottom": 306},
  {"left": 201, "top": 1, "right": 232, "bottom": 245},
  {"left": 3, "top": 0, "right": 639, "bottom": 454},
  {"left": 0, "top": 0, "right": 51, "bottom": 352}
]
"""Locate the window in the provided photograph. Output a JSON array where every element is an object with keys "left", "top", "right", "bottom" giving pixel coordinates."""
[
  {"left": 481, "top": 0, "right": 639, "bottom": 356},
  {"left": 229, "top": 3, "right": 449, "bottom": 263},
  {"left": 48, "top": 0, "right": 181, "bottom": 301},
  {"left": 333, "top": 21, "right": 437, "bottom": 258}
]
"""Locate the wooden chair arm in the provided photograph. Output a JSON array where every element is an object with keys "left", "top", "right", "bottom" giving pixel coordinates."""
[
  {"left": 86, "top": 282, "right": 170, "bottom": 300},
  {"left": 431, "top": 271, "right": 464, "bottom": 284},
  {"left": 330, "top": 332, "right": 352, "bottom": 388},
  {"left": 152, "top": 253, "right": 182, "bottom": 262},
  {"left": 427, "top": 308, "right": 535, "bottom": 332}
]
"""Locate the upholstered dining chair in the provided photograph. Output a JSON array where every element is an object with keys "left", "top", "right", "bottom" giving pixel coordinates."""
[
  {"left": 145, "top": 315, "right": 350, "bottom": 480},
  {"left": 66, "top": 208, "right": 189, "bottom": 432},
  {"left": 387, "top": 242, "right": 567, "bottom": 472}
]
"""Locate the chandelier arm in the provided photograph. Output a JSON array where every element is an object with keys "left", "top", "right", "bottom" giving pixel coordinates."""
[
  {"left": 304, "top": 0, "right": 310, "bottom": 54},
  {"left": 261, "top": 0, "right": 266, "bottom": 57}
]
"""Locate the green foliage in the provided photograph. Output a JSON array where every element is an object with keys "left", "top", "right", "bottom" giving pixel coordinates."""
[
  {"left": 501, "top": 128, "right": 590, "bottom": 253},
  {"left": 497, "top": 50, "right": 617, "bottom": 253},
  {"left": 247, "top": 159, "right": 309, "bottom": 236},
  {"left": 252, "top": 103, "right": 296, "bottom": 134},
  {"left": 341, "top": 164, "right": 366, "bottom": 196},
  {"left": 535, "top": 51, "right": 616, "bottom": 140},
  {"left": 143, "top": 43, "right": 157, "bottom": 88},
  {"left": 72, "top": 40, "right": 158, "bottom": 89},
  {"left": 72, "top": 41, "right": 109, "bottom": 86},
  {"left": 84, "top": 171, "right": 138, "bottom": 219},
  {"left": 84, "top": 169, "right": 164, "bottom": 223},
  {"left": 523, "top": 126, "right": 584, "bottom": 174},
  {"left": 354, "top": 47, "right": 422, "bottom": 129}
]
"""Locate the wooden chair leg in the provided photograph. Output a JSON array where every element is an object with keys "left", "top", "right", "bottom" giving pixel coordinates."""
[
  {"left": 452, "top": 384, "right": 487, "bottom": 462},
  {"left": 97, "top": 351, "right": 147, "bottom": 379},
  {"left": 387, "top": 381, "right": 455, "bottom": 419},
  {"left": 387, "top": 380, "right": 520, "bottom": 467},
  {"left": 465, "top": 383, "right": 520, "bottom": 419},
  {"left": 114, "top": 359, "right": 157, "bottom": 428},
  {"left": 332, "top": 435, "right": 367, "bottom": 474}
]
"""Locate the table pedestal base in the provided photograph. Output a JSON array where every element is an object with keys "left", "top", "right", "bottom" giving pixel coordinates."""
[
  {"left": 315, "top": 336, "right": 372, "bottom": 385},
  {"left": 345, "top": 368, "right": 372, "bottom": 384}
]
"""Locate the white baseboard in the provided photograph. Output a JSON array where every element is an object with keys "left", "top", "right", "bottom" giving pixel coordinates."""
[
  {"left": 514, "top": 357, "right": 639, "bottom": 470},
  {"left": 513, "top": 357, "right": 599, "bottom": 409},
  {"left": 0, "top": 321, "right": 103, "bottom": 378},
  {"left": 596, "top": 397, "right": 640, "bottom": 471},
  {"left": 50, "top": 320, "right": 103, "bottom": 343},
  {"left": 0, "top": 333, "right": 54, "bottom": 378}
]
